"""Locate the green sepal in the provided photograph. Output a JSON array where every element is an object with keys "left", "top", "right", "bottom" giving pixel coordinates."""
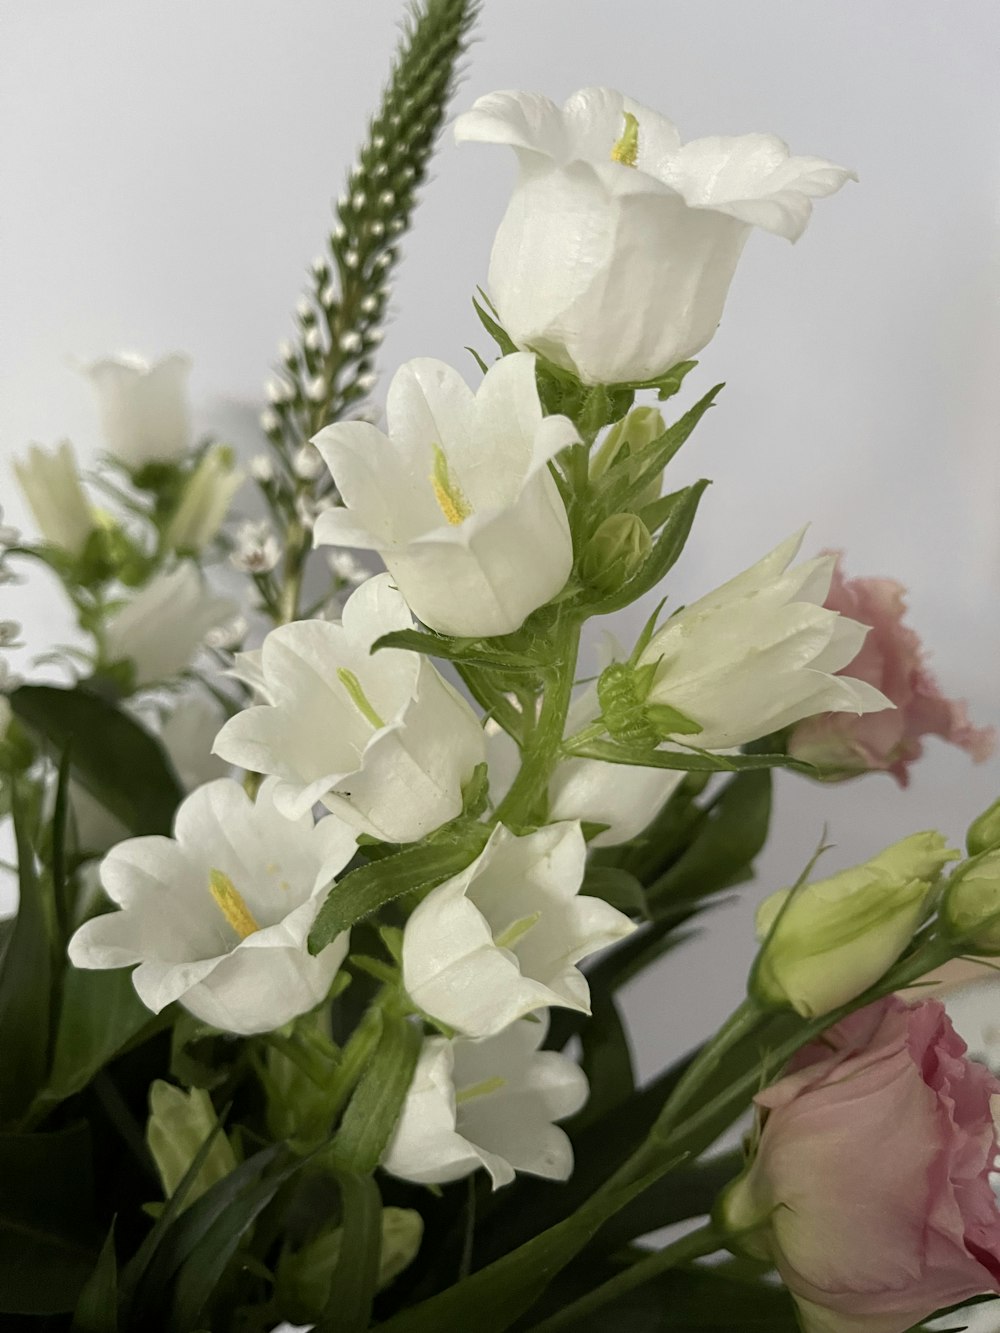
[{"left": 371, "top": 627, "right": 545, "bottom": 673}]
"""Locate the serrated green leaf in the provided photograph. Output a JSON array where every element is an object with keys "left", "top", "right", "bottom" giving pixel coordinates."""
[
  {"left": 11, "top": 685, "right": 182, "bottom": 835},
  {"left": 309, "top": 824, "right": 489, "bottom": 952},
  {"left": 0, "top": 793, "right": 52, "bottom": 1125},
  {"left": 598, "top": 386, "right": 721, "bottom": 516},
  {"left": 371, "top": 627, "right": 542, "bottom": 672},
  {"left": 72, "top": 1223, "right": 118, "bottom": 1333},
  {"left": 0, "top": 1122, "right": 97, "bottom": 1314},
  {"left": 473, "top": 294, "right": 518, "bottom": 355},
  {"left": 332, "top": 1010, "right": 421, "bottom": 1172}
]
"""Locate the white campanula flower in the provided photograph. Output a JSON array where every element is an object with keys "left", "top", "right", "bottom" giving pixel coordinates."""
[
  {"left": 13, "top": 441, "right": 96, "bottom": 556},
  {"left": 67, "top": 778, "right": 357, "bottom": 1035},
  {"left": 636, "top": 532, "right": 892, "bottom": 750},
  {"left": 402, "top": 822, "right": 635, "bottom": 1038},
  {"left": 455, "top": 87, "right": 854, "bottom": 386},
  {"left": 159, "top": 695, "right": 229, "bottom": 789},
  {"left": 104, "top": 563, "right": 236, "bottom": 687},
  {"left": 312, "top": 353, "right": 577, "bottom": 638},
  {"left": 381, "top": 1016, "right": 588, "bottom": 1189},
  {"left": 84, "top": 353, "right": 193, "bottom": 467},
  {"left": 164, "top": 445, "right": 244, "bottom": 553},
  {"left": 212, "top": 574, "right": 486, "bottom": 843}
]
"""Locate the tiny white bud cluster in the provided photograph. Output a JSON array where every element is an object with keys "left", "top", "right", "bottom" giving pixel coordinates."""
[
  {"left": 230, "top": 520, "right": 281, "bottom": 575},
  {"left": 250, "top": 453, "right": 275, "bottom": 483},
  {"left": 292, "top": 444, "right": 324, "bottom": 480}
]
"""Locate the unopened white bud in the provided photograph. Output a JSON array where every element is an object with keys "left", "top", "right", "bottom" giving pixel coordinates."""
[
  {"left": 332, "top": 224, "right": 347, "bottom": 244},
  {"left": 304, "top": 326, "right": 324, "bottom": 353},
  {"left": 328, "top": 549, "right": 368, "bottom": 586},
  {"left": 360, "top": 294, "right": 379, "bottom": 315},
  {"left": 205, "top": 613, "right": 249, "bottom": 651},
  {"left": 372, "top": 134, "right": 386, "bottom": 150},
  {"left": 250, "top": 453, "right": 275, "bottom": 482},
  {"left": 296, "top": 297, "right": 314, "bottom": 322},
  {"left": 321, "top": 283, "right": 337, "bottom": 307},
  {"left": 373, "top": 162, "right": 389, "bottom": 179},
  {"left": 344, "top": 250, "right": 360, "bottom": 270},
  {"left": 356, "top": 371, "right": 377, "bottom": 392},
  {"left": 339, "top": 331, "right": 363, "bottom": 354},
  {"left": 266, "top": 378, "right": 292, "bottom": 405},
  {"left": 365, "top": 328, "right": 384, "bottom": 347},
  {"left": 305, "top": 375, "right": 327, "bottom": 404},
  {"left": 389, "top": 217, "right": 405, "bottom": 235},
  {"left": 311, "top": 255, "right": 328, "bottom": 276},
  {"left": 351, "top": 191, "right": 367, "bottom": 212},
  {"left": 378, "top": 189, "right": 395, "bottom": 209},
  {"left": 259, "top": 409, "right": 280, "bottom": 435},
  {"left": 369, "top": 220, "right": 385, "bottom": 239},
  {"left": 292, "top": 444, "right": 324, "bottom": 480},
  {"left": 278, "top": 339, "right": 295, "bottom": 362}
]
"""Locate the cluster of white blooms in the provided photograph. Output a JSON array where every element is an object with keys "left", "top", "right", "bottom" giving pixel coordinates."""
[{"left": 67, "top": 86, "right": 892, "bottom": 1194}]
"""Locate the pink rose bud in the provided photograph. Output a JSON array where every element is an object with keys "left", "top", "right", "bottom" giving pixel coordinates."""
[
  {"left": 720, "top": 996, "right": 1000, "bottom": 1333},
  {"left": 787, "top": 555, "right": 995, "bottom": 786}
]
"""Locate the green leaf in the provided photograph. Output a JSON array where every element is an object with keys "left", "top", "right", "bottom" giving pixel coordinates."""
[
  {"left": 0, "top": 1122, "right": 97, "bottom": 1314},
  {"left": 379, "top": 1161, "right": 676, "bottom": 1333},
  {"left": 648, "top": 770, "right": 773, "bottom": 913},
  {"left": 565, "top": 1263, "right": 799, "bottom": 1331},
  {"left": 473, "top": 294, "right": 518, "bottom": 356},
  {"left": 570, "top": 739, "right": 805, "bottom": 775},
  {"left": 581, "top": 865, "right": 649, "bottom": 920},
  {"left": 371, "top": 627, "right": 543, "bottom": 673},
  {"left": 72, "top": 1223, "right": 118, "bottom": 1333},
  {"left": 333, "top": 1010, "right": 421, "bottom": 1172},
  {"left": 575, "top": 994, "right": 635, "bottom": 1129},
  {"left": 11, "top": 685, "right": 183, "bottom": 835},
  {"left": 0, "top": 793, "right": 52, "bottom": 1125},
  {"left": 599, "top": 385, "right": 722, "bottom": 516},
  {"left": 33, "top": 966, "right": 157, "bottom": 1113},
  {"left": 309, "top": 824, "right": 489, "bottom": 952},
  {"left": 315, "top": 1168, "right": 383, "bottom": 1333}
]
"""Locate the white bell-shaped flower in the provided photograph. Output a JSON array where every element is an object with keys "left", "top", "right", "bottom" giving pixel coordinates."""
[
  {"left": 104, "top": 563, "right": 236, "bottom": 688},
  {"left": 312, "top": 353, "right": 577, "bottom": 637},
  {"left": 637, "top": 532, "right": 892, "bottom": 750},
  {"left": 402, "top": 821, "right": 635, "bottom": 1038},
  {"left": 164, "top": 444, "right": 244, "bottom": 553},
  {"left": 67, "top": 778, "right": 357, "bottom": 1036},
  {"left": 212, "top": 575, "right": 486, "bottom": 843},
  {"left": 381, "top": 1016, "right": 588, "bottom": 1189},
  {"left": 14, "top": 441, "right": 96, "bottom": 557},
  {"left": 84, "top": 353, "right": 193, "bottom": 467},
  {"left": 455, "top": 87, "right": 854, "bottom": 386}
]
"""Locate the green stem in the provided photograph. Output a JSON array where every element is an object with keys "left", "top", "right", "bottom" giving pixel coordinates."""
[
  {"left": 652, "top": 998, "right": 763, "bottom": 1139},
  {"left": 532, "top": 1222, "right": 722, "bottom": 1333},
  {"left": 493, "top": 617, "right": 581, "bottom": 827},
  {"left": 277, "top": 520, "right": 308, "bottom": 624}
]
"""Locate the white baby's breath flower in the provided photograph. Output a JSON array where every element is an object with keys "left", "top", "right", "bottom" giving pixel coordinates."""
[
  {"left": 402, "top": 822, "right": 635, "bottom": 1037},
  {"left": 250, "top": 453, "right": 276, "bottom": 483},
  {"left": 68, "top": 778, "right": 357, "bottom": 1036},
  {"left": 230, "top": 521, "right": 281, "bottom": 575},
  {"left": 292, "top": 444, "right": 324, "bottom": 480},
  {"left": 212, "top": 574, "right": 486, "bottom": 842},
  {"left": 382, "top": 1017, "right": 588, "bottom": 1189},
  {"left": 313, "top": 354, "right": 577, "bottom": 638},
  {"left": 455, "top": 87, "right": 854, "bottom": 386}
]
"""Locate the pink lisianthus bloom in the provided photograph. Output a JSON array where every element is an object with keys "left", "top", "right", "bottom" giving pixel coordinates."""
[
  {"left": 722, "top": 996, "right": 1000, "bottom": 1333},
  {"left": 787, "top": 555, "right": 995, "bottom": 786}
]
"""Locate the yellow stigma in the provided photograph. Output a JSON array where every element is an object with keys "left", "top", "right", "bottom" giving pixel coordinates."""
[
  {"left": 610, "top": 111, "right": 640, "bottom": 168},
  {"left": 455, "top": 1076, "right": 506, "bottom": 1105},
  {"left": 209, "top": 869, "right": 261, "bottom": 940},
  {"left": 430, "top": 443, "right": 472, "bottom": 526},
  {"left": 336, "top": 667, "right": 386, "bottom": 729},
  {"left": 494, "top": 911, "right": 542, "bottom": 951}
]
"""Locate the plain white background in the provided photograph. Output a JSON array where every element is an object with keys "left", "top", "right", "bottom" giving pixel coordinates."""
[{"left": 2, "top": 1, "right": 1000, "bottom": 1075}]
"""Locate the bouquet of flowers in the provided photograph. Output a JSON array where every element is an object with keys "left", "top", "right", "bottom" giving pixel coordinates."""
[{"left": 3, "top": 4, "right": 1000, "bottom": 1331}]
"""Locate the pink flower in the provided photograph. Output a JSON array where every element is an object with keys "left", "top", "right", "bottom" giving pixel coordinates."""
[
  {"left": 722, "top": 996, "right": 1000, "bottom": 1333},
  {"left": 788, "top": 555, "right": 995, "bottom": 786}
]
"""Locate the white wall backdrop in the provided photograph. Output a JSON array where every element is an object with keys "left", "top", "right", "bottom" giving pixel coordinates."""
[{"left": 2, "top": 1, "right": 999, "bottom": 1075}]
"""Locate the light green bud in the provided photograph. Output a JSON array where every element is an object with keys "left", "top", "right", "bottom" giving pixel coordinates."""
[
  {"left": 967, "top": 797, "right": 1000, "bottom": 857},
  {"left": 596, "top": 660, "right": 701, "bottom": 750},
  {"left": 164, "top": 444, "right": 243, "bottom": 554},
  {"left": 276, "top": 1208, "right": 423, "bottom": 1320},
  {"left": 590, "top": 406, "right": 667, "bottom": 508},
  {"left": 942, "top": 847, "right": 1000, "bottom": 953},
  {"left": 146, "top": 1080, "right": 237, "bottom": 1208},
  {"left": 751, "top": 831, "right": 958, "bottom": 1018},
  {"left": 580, "top": 512, "right": 651, "bottom": 593}
]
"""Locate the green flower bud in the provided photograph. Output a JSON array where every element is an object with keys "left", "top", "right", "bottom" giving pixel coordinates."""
[
  {"left": 164, "top": 444, "right": 243, "bottom": 554},
  {"left": 596, "top": 660, "right": 702, "bottom": 749},
  {"left": 941, "top": 848, "right": 1000, "bottom": 953},
  {"left": 580, "top": 512, "right": 651, "bottom": 594},
  {"left": 146, "top": 1080, "right": 237, "bottom": 1209},
  {"left": 590, "top": 406, "right": 667, "bottom": 509},
  {"left": 751, "top": 831, "right": 958, "bottom": 1018},
  {"left": 967, "top": 796, "right": 1000, "bottom": 857}
]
